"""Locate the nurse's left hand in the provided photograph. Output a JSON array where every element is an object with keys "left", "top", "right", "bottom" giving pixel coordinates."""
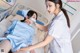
[
  {"left": 17, "top": 47, "right": 32, "bottom": 52},
  {"left": 17, "top": 47, "right": 35, "bottom": 53},
  {"left": 17, "top": 48, "right": 27, "bottom": 51},
  {"left": 19, "top": 48, "right": 26, "bottom": 51}
]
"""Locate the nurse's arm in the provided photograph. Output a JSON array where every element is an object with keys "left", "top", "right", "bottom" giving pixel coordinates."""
[
  {"left": 19, "top": 35, "right": 54, "bottom": 51},
  {"left": 35, "top": 23, "right": 48, "bottom": 32}
]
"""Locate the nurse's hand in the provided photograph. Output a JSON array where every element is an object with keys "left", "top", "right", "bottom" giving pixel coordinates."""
[
  {"left": 19, "top": 48, "right": 35, "bottom": 53},
  {"left": 17, "top": 47, "right": 32, "bottom": 52},
  {"left": 17, "top": 48, "right": 35, "bottom": 53},
  {"left": 17, "top": 48, "right": 27, "bottom": 51}
]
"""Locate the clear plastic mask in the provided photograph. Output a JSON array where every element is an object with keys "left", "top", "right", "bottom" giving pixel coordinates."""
[
  {"left": 29, "top": 17, "right": 36, "bottom": 27},
  {"left": 30, "top": 17, "right": 36, "bottom": 23}
]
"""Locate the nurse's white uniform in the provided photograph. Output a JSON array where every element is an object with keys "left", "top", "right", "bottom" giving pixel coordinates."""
[{"left": 48, "top": 11, "right": 73, "bottom": 53}]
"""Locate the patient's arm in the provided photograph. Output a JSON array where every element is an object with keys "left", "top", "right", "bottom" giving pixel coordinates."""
[{"left": 35, "top": 23, "right": 48, "bottom": 32}]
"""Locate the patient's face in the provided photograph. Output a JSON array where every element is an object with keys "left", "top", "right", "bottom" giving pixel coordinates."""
[
  {"left": 25, "top": 13, "right": 37, "bottom": 24},
  {"left": 29, "top": 13, "right": 37, "bottom": 23}
]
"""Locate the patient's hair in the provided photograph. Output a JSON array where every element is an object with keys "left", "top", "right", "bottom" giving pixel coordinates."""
[{"left": 21, "top": 10, "right": 38, "bottom": 22}]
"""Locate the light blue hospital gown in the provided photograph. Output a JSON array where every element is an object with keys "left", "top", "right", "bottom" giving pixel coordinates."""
[{"left": 0, "top": 20, "right": 36, "bottom": 52}]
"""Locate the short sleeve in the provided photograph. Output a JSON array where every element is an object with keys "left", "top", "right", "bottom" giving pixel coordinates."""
[
  {"left": 48, "top": 20, "right": 64, "bottom": 38},
  {"left": 5, "top": 20, "right": 17, "bottom": 34}
]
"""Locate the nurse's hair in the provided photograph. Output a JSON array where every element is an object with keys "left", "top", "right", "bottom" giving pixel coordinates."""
[
  {"left": 21, "top": 10, "right": 38, "bottom": 22},
  {"left": 45, "top": 0, "right": 70, "bottom": 28}
]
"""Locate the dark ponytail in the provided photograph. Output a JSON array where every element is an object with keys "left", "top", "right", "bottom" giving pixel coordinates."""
[
  {"left": 46, "top": 0, "right": 70, "bottom": 28},
  {"left": 21, "top": 17, "right": 26, "bottom": 22},
  {"left": 61, "top": 8, "right": 70, "bottom": 28}
]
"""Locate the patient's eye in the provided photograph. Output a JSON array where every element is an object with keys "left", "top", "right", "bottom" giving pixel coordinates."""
[{"left": 49, "top": 4, "right": 52, "bottom": 7}]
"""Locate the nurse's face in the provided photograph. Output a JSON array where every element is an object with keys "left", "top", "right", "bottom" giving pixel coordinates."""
[{"left": 46, "top": 1, "right": 56, "bottom": 14}]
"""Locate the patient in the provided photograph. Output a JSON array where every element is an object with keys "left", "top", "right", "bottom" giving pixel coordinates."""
[{"left": 0, "top": 10, "right": 44, "bottom": 53}]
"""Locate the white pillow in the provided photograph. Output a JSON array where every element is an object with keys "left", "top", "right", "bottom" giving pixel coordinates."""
[{"left": 22, "top": 10, "right": 29, "bottom": 17}]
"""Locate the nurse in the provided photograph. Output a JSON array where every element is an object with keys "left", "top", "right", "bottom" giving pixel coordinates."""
[{"left": 19, "top": 0, "right": 73, "bottom": 53}]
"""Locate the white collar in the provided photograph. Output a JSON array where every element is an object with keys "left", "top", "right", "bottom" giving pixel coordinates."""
[
  {"left": 52, "top": 11, "right": 63, "bottom": 21},
  {"left": 56, "top": 11, "right": 63, "bottom": 17}
]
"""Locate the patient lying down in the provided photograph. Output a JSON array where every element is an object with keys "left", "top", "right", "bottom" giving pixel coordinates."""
[{"left": 0, "top": 10, "right": 47, "bottom": 53}]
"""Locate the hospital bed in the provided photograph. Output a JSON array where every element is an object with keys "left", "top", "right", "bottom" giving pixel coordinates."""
[{"left": 0, "top": 9, "right": 49, "bottom": 53}]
